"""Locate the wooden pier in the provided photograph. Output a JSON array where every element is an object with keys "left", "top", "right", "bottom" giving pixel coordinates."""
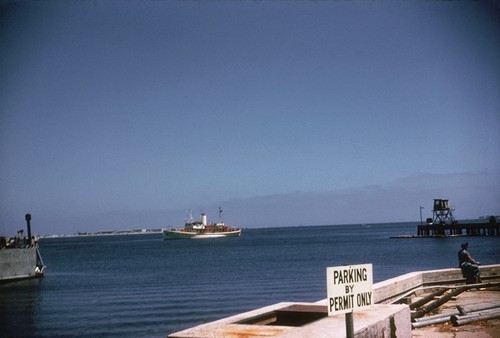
[
  {"left": 411, "top": 199, "right": 500, "bottom": 237},
  {"left": 417, "top": 222, "right": 500, "bottom": 237}
]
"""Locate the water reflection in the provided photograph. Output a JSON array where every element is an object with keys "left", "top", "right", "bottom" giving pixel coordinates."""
[{"left": 0, "top": 278, "right": 43, "bottom": 337}]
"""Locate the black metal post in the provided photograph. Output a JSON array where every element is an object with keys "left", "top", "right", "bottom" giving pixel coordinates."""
[{"left": 25, "top": 213, "right": 32, "bottom": 240}]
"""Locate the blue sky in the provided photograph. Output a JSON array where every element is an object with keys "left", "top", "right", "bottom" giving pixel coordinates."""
[{"left": 1, "top": 1, "right": 499, "bottom": 235}]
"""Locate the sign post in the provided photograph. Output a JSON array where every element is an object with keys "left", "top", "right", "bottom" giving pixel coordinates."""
[
  {"left": 345, "top": 311, "right": 354, "bottom": 338},
  {"left": 326, "top": 264, "right": 373, "bottom": 338}
]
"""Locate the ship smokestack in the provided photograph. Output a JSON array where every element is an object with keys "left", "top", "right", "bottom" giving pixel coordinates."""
[
  {"left": 201, "top": 213, "right": 207, "bottom": 226},
  {"left": 25, "top": 213, "right": 32, "bottom": 240}
]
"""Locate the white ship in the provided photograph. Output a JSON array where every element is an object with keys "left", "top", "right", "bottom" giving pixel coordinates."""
[{"left": 163, "top": 209, "right": 241, "bottom": 240}]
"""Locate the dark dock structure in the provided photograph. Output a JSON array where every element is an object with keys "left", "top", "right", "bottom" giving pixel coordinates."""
[
  {"left": 417, "top": 199, "right": 499, "bottom": 237},
  {"left": 417, "top": 221, "right": 500, "bottom": 236}
]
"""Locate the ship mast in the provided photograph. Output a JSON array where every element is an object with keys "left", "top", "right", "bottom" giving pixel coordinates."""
[
  {"left": 186, "top": 209, "right": 193, "bottom": 224},
  {"left": 219, "top": 207, "right": 223, "bottom": 223}
]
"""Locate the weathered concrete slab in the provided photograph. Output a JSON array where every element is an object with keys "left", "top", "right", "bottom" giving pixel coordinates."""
[
  {"left": 168, "top": 265, "right": 500, "bottom": 338},
  {"left": 168, "top": 302, "right": 410, "bottom": 337}
]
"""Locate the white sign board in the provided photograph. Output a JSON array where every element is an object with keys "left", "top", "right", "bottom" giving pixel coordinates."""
[{"left": 327, "top": 264, "right": 373, "bottom": 315}]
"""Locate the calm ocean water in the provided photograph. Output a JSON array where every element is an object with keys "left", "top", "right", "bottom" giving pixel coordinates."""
[{"left": 1, "top": 222, "right": 499, "bottom": 337}]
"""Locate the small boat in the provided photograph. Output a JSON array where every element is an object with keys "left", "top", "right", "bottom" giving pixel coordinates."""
[
  {"left": 163, "top": 208, "right": 241, "bottom": 240},
  {"left": 0, "top": 214, "right": 45, "bottom": 283}
]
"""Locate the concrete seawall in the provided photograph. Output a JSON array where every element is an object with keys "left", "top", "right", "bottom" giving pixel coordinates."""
[
  {"left": 169, "top": 265, "right": 500, "bottom": 338},
  {"left": 367, "top": 264, "right": 500, "bottom": 305}
]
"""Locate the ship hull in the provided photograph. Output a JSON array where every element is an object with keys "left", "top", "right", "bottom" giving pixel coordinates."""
[
  {"left": 163, "top": 229, "right": 241, "bottom": 240},
  {"left": 0, "top": 245, "right": 45, "bottom": 282}
]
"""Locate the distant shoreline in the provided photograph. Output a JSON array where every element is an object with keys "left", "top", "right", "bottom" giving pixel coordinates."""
[
  {"left": 39, "top": 229, "right": 163, "bottom": 239},
  {"left": 37, "top": 217, "right": 498, "bottom": 239}
]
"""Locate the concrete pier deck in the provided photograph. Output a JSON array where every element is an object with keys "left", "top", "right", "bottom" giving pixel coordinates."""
[{"left": 168, "top": 265, "right": 500, "bottom": 338}]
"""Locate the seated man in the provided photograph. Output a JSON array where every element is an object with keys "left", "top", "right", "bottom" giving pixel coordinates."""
[{"left": 458, "top": 242, "right": 482, "bottom": 284}]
